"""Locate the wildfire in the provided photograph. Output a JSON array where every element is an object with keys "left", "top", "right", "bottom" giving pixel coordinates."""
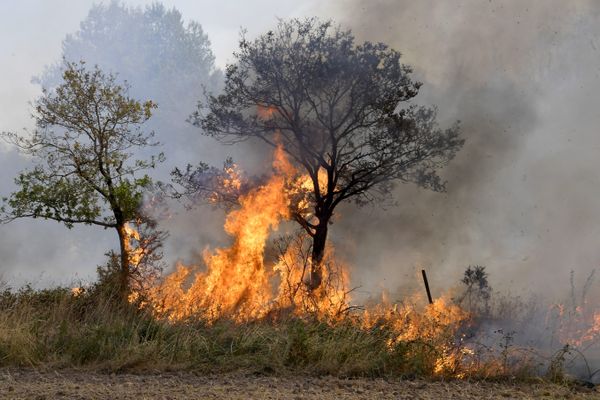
[
  {"left": 147, "top": 144, "right": 349, "bottom": 322},
  {"left": 126, "top": 143, "right": 599, "bottom": 379},
  {"left": 550, "top": 303, "right": 600, "bottom": 349},
  {"left": 131, "top": 145, "right": 480, "bottom": 377}
]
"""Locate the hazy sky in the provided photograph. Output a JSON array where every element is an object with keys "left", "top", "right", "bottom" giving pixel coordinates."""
[
  {"left": 0, "top": 0, "right": 321, "bottom": 286},
  {"left": 1, "top": 1, "right": 600, "bottom": 302},
  {"left": 0, "top": 0, "right": 319, "bottom": 134}
]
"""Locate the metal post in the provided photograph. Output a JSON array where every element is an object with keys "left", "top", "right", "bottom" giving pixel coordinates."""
[{"left": 421, "top": 269, "right": 433, "bottom": 304}]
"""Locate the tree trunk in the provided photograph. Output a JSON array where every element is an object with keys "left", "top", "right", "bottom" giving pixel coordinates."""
[
  {"left": 309, "top": 221, "right": 328, "bottom": 291},
  {"left": 116, "top": 223, "right": 131, "bottom": 300}
]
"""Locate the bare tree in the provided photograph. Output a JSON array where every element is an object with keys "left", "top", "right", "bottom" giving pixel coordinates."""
[
  {"left": 195, "top": 18, "right": 464, "bottom": 290},
  {"left": 1, "top": 61, "right": 163, "bottom": 298}
]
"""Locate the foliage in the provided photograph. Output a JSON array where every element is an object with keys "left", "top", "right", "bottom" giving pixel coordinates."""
[
  {"left": 37, "top": 1, "right": 220, "bottom": 102},
  {"left": 197, "top": 18, "right": 463, "bottom": 207},
  {"left": 35, "top": 1, "right": 222, "bottom": 162},
  {"left": 1, "top": 62, "right": 164, "bottom": 296},
  {"left": 1, "top": 61, "right": 162, "bottom": 228},
  {"left": 458, "top": 265, "right": 492, "bottom": 315},
  {"left": 193, "top": 18, "right": 464, "bottom": 288}
]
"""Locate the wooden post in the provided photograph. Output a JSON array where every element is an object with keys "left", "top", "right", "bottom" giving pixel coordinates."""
[{"left": 421, "top": 269, "right": 433, "bottom": 305}]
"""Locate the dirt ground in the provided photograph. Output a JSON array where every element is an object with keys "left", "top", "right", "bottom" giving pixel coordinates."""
[{"left": 0, "top": 369, "right": 598, "bottom": 400}]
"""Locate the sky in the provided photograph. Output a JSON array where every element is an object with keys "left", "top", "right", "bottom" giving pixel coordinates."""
[
  {"left": 0, "top": 0, "right": 319, "bottom": 134},
  {"left": 1, "top": 1, "right": 600, "bottom": 303}
]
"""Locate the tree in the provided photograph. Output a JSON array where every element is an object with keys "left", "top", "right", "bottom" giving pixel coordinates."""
[
  {"left": 195, "top": 18, "right": 464, "bottom": 290},
  {"left": 1, "top": 62, "right": 163, "bottom": 297},
  {"left": 36, "top": 1, "right": 222, "bottom": 166},
  {"left": 459, "top": 265, "right": 491, "bottom": 315}
]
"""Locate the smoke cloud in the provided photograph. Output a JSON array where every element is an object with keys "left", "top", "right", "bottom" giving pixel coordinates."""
[{"left": 294, "top": 1, "right": 600, "bottom": 303}]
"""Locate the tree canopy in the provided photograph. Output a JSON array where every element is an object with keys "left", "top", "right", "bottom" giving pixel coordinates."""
[
  {"left": 1, "top": 62, "right": 163, "bottom": 295},
  {"left": 195, "top": 18, "right": 464, "bottom": 290},
  {"left": 36, "top": 1, "right": 222, "bottom": 166}
]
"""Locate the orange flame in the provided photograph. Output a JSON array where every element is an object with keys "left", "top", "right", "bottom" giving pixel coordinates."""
[
  {"left": 550, "top": 303, "right": 600, "bottom": 348},
  {"left": 139, "top": 144, "right": 600, "bottom": 378},
  {"left": 148, "top": 144, "right": 349, "bottom": 322}
]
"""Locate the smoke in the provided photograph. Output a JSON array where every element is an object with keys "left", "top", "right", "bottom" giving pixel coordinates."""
[
  {"left": 295, "top": 0, "right": 600, "bottom": 303},
  {"left": 309, "top": 3, "right": 600, "bottom": 373},
  {"left": 1, "top": 0, "right": 598, "bottom": 380}
]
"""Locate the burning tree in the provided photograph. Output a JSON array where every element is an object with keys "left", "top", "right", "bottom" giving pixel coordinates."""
[
  {"left": 1, "top": 61, "right": 163, "bottom": 298},
  {"left": 195, "top": 18, "right": 464, "bottom": 290}
]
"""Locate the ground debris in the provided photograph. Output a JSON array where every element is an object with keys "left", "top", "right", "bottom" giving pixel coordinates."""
[{"left": 0, "top": 369, "right": 598, "bottom": 400}]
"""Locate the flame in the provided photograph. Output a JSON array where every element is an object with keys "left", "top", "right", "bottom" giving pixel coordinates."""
[
  {"left": 124, "top": 222, "right": 144, "bottom": 267},
  {"left": 550, "top": 302, "right": 600, "bottom": 348},
  {"left": 209, "top": 163, "right": 243, "bottom": 204},
  {"left": 148, "top": 144, "right": 349, "bottom": 322},
  {"left": 256, "top": 104, "right": 277, "bottom": 120},
  {"left": 273, "top": 237, "right": 350, "bottom": 319},
  {"left": 361, "top": 294, "right": 471, "bottom": 376},
  {"left": 139, "top": 142, "right": 600, "bottom": 378},
  {"left": 142, "top": 144, "right": 474, "bottom": 376}
]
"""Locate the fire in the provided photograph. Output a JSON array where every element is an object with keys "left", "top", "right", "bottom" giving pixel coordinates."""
[
  {"left": 550, "top": 303, "right": 600, "bottom": 348},
  {"left": 124, "top": 222, "right": 144, "bottom": 267},
  {"left": 133, "top": 143, "right": 599, "bottom": 378},
  {"left": 256, "top": 104, "right": 275, "bottom": 119},
  {"left": 273, "top": 236, "right": 350, "bottom": 319},
  {"left": 209, "top": 163, "right": 243, "bottom": 205},
  {"left": 148, "top": 144, "right": 349, "bottom": 322},
  {"left": 361, "top": 294, "right": 471, "bottom": 376},
  {"left": 137, "top": 144, "right": 477, "bottom": 376}
]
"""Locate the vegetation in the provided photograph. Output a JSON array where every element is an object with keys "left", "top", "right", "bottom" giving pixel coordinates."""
[
  {"left": 0, "top": 284, "right": 497, "bottom": 376},
  {"left": 0, "top": 9, "right": 597, "bottom": 392},
  {"left": 458, "top": 265, "right": 492, "bottom": 315},
  {"left": 1, "top": 270, "right": 594, "bottom": 382},
  {"left": 1, "top": 62, "right": 163, "bottom": 297},
  {"left": 193, "top": 18, "right": 464, "bottom": 290},
  {"left": 36, "top": 1, "right": 222, "bottom": 166}
]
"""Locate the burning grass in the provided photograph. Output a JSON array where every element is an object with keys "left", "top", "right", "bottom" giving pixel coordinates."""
[
  {"left": 0, "top": 277, "right": 598, "bottom": 385},
  {"left": 1, "top": 150, "right": 598, "bottom": 384},
  {"left": 0, "top": 282, "right": 452, "bottom": 376}
]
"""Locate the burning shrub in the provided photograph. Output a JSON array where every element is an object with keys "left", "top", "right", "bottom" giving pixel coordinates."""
[{"left": 273, "top": 231, "right": 352, "bottom": 320}]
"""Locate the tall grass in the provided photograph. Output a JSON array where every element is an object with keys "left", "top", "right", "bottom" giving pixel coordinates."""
[
  {"left": 0, "top": 276, "right": 595, "bottom": 382},
  {"left": 0, "top": 283, "right": 434, "bottom": 376},
  {"left": 0, "top": 287, "right": 521, "bottom": 378}
]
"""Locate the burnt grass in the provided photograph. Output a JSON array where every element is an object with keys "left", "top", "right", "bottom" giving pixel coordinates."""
[{"left": 0, "top": 285, "right": 598, "bottom": 399}]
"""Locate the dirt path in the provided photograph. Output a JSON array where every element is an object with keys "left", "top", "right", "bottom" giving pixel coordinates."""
[{"left": 0, "top": 369, "right": 598, "bottom": 399}]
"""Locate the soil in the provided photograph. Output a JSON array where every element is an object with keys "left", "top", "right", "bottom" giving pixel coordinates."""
[{"left": 0, "top": 369, "right": 598, "bottom": 399}]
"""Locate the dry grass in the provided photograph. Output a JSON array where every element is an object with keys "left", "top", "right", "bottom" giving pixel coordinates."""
[
  {"left": 0, "top": 284, "right": 460, "bottom": 377},
  {"left": 0, "top": 279, "right": 597, "bottom": 391}
]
